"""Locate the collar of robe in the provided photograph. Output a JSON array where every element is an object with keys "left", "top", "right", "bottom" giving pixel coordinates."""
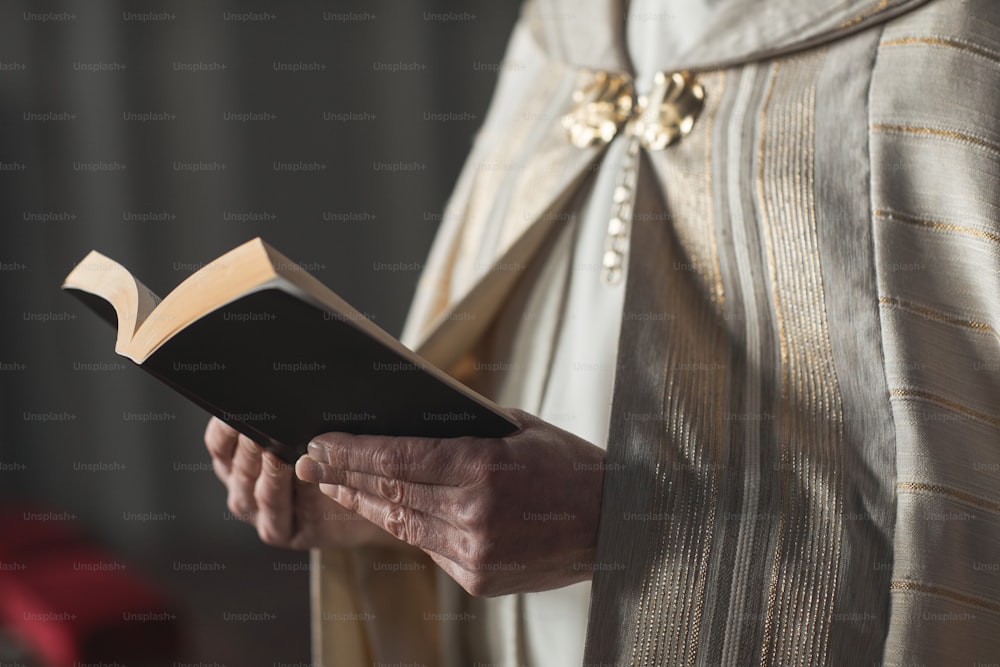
[
  {"left": 549, "top": 0, "right": 931, "bottom": 151},
  {"left": 525, "top": 0, "right": 933, "bottom": 75}
]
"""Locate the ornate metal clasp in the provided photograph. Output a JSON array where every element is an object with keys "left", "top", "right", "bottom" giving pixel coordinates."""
[
  {"left": 561, "top": 70, "right": 704, "bottom": 150},
  {"left": 629, "top": 71, "right": 704, "bottom": 150},
  {"left": 561, "top": 71, "right": 635, "bottom": 148},
  {"left": 561, "top": 70, "right": 706, "bottom": 287}
]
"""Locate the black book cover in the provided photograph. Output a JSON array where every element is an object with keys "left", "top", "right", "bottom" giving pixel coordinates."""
[{"left": 70, "top": 284, "right": 519, "bottom": 463}]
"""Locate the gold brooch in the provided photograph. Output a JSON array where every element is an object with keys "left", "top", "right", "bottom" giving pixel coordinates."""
[
  {"left": 561, "top": 70, "right": 704, "bottom": 150},
  {"left": 560, "top": 71, "right": 705, "bottom": 285},
  {"left": 630, "top": 72, "right": 704, "bottom": 150},
  {"left": 561, "top": 71, "right": 634, "bottom": 148}
]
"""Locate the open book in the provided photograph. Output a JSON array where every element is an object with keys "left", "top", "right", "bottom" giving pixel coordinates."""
[{"left": 62, "top": 238, "right": 519, "bottom": 463}]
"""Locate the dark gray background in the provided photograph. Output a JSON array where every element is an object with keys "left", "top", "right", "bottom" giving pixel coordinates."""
[{"left": 0, "top": 1, "right": 521, "bottom": 663}]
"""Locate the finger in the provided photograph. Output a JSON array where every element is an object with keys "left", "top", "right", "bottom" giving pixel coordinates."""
[
  {"left": 297, "top": 457, "right": 466, "bottom": 522},
  {"left": 253, "top": 452, "right": 294, "bottom": 544},
  {"left": 227, "top": 434, "right": 263, "bottom": 522},
  {"left": 204, "top": 418, "right": 240, "bottom": 478},
  {"left": 306, "top": 433, "right": 490, "bottom": 486},
  {"left": 319, "top": 484, "right": 470, "bottom": 564}
]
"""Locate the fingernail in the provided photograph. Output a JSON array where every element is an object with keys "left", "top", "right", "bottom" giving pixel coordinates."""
[
  {"left": 296, "top": 456, "right": 324, "bottom": 483},
  {"left": 307, "top": 440, "right": 330, "bottom": 464}
]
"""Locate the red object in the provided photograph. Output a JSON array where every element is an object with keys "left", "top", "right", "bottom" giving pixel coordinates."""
[{"left": 0, "top": 506, "right": 180, "bottom": 666}]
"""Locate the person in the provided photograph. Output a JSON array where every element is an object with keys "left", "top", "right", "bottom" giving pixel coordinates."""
[{"left": 206, "top": 0, "right": 1000, "bottom": 664}]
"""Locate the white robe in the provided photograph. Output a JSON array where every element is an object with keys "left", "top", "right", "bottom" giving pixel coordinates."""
[{"left": 313, "top": 0, "right": 1000, "bottom": 664}]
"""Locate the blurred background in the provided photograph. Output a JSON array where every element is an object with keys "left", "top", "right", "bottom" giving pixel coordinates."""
[{"left": 0, "top": 1, "right": 521, "bottom": 664}]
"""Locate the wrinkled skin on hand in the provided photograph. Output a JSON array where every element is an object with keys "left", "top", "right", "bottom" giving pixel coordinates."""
[{"left": 296, "top": 409, "right": 606, "bottom": 597}]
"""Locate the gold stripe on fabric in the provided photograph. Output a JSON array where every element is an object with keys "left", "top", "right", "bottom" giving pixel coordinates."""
[
  {"left": 757, "top": 63, "right": 785, "bottom": 665},
  {"left": 897, "top": 481, "right": 1000, "bottom": 514},
  {"left": 688, "top": 71, "right": 726, "bottom": 664},
  {"left": 872, "top": 2, "right": 1000, "bottom": 661},
  {"left": 890, "top": 580, "right": 1000, "bottom": 615},
  {"left": 838, "top": 0, "right": 890, "bottom": 29},
  {"left": 650, "top": 71, "right": 727, "bottom": 309},
  {"left": 625, "top": 70, "right": 728, "bottom": 667},
  {"left": 873, "top": 209, "right": 1000, "bottom": 246},
  {"left": 755, "top": 51, "right": 845, "bottom": 667},
  {"left": 878, "top": 296, "right": 997, "bottom": 335},
  {"left": 889, "top": 388, "right": 1000, "bottom": 429},
  {"left": 879, "top": 36, "right": 1000, "bottom": 65},
  {"left": 870, "top": 123, "right": 1000, "bottom": 156}
]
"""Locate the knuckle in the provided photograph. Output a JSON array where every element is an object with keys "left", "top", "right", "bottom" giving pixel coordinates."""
[
  {"left": 205, "top": 439, "right": 226, "bottom": 463},
  {"left": 231, "top": 454, "right": 260, "bottom": 482},
  {"left": 453, "top": 500, "right": 477, "bottom": 529},
  {"left": 226, "top": 494, "right": 253, "bottom": 522},
  {"left": 237, "top": 434, "right": 259, "bottom": 456},
  {"left": 231, "top": 465, "right": 258, "bottom": 488},
  {"left": 459, "top": 506, "right": 487, "bottom": 537},
  {"left": 256, "top": 524, "right": 275, "bottom": 545},
  {"left": 262, "top": 453, "right": 287, "bottom": 478},
  {"left": 252, "top": 482, "right": 274, "bottom": 510},
  {"left": 374, "top": 446, "right": 405, "bottom": 478},
  {"left": 383, "top": 505, "right": 410, "bottom": 543},
  {"left": 453, "top": 531, "right": 489, "bottom": 571},
  {"left": 376, "top": 476, "right": 405, "bottom": 504},
  {"left": 257, "top": 519, "right": 285, "bottom": 546},
  {"left": 460, "top": 498, "right": 497, "bottom": 541}
]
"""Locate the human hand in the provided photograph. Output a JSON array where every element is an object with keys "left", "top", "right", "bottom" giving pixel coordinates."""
[
  {"left": 204, "top": 417, "right": 400, "bottom": 549},
  {"left": 294, "top": 409, "right": 605, "bottom": 596}
]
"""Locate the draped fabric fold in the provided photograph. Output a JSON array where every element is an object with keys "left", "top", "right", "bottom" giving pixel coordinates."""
[{"left": 313, "top": 0, "right": 1000, "bottom": 664}]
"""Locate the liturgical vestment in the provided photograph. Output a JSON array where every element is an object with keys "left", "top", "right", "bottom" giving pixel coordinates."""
[{"left": 312, "top": 0, "right": 1000, "bottom": 664}]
